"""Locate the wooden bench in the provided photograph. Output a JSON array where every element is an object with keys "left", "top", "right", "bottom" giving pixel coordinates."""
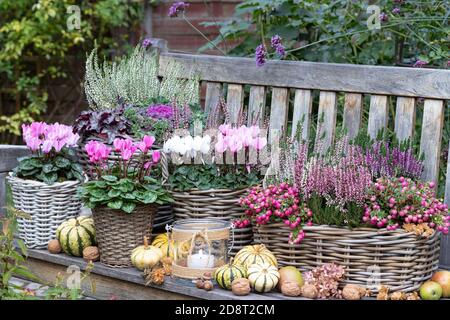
[{"left": 1, "top": 38, "right": 449, "bottom": 299}]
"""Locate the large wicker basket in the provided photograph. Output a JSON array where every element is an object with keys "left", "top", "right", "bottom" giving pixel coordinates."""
[
  {"left": 6, "top": 173, "right": 82, "bottom": 249},
  {"left": 254, "top": 223, "right": 441, "bottom": 292},
  {"left": 92, "top": 205, "right": 157, "bottom": 268},
  {"left": 171, "top": 188, "right": 253, "bottom": 256}
]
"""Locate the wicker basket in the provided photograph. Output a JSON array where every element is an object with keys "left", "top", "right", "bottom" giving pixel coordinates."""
[
  {"left": 171, "top": 188, "right": 253, "bottom": 256},
  {"left": 92, "top": 205, "right": 157, "bottom": 268},
  {"left": 6, "top": 173, "right": 83, "bottom": 249},
  {"left": 254, "top": 223, "right": 440, "bottom": 292}
]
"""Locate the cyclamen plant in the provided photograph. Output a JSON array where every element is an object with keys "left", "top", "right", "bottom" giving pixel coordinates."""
[
  {"left": 14, "top": 122, "right": 83, "bottom": 184},
  {"left": 363, "top": 177, "right": 449, "bottom": 234},
  {"left": 239, "top": 183, "right": 313, "bottom": 244},
  {"left": 79, "top": 135, "right": 172, "bottom": 214}
]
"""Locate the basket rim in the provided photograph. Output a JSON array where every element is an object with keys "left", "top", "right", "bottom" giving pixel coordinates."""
[
  {"left": 170, "top": 187, "right": 249, "bottom": 193},
  {"left": 7, "top": 171, "right": 87, "bottom": 187}
]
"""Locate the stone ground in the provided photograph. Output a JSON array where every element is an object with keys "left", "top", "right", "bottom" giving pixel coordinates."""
[{"left": 8, "top": 277, "right": 94, "bottom": 300}]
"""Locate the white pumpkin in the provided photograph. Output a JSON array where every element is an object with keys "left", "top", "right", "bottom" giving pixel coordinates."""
[
  {"left": 131, "top": 237, "right": 163, "bottom": 270},
  {"left": 248, "top": 262, "right": 280, "bottom": 293}
]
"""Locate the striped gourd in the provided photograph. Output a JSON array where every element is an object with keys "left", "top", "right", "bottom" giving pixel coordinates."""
[
  {"left": 233, "top": 244, "right": 277, "bottom": 269},
  {"left": 56, "top": 216, "right": 96, "bottom": 257},
  {"left": 214, "top": 262, "right": 247, "bottom": 290},
  {"left": 152, "top": 233, "right": 174, "bottom": 258},
  {"left": 248, "top": 262, "right": 280, "bottom": 293}
]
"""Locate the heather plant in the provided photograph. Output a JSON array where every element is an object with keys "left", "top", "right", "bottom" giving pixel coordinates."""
[
  {"left": 363, "top": 177, "right": 449, "bottom": 234},
  {"left": 13, "top": 122, "right": 83, "bottom": 184}
]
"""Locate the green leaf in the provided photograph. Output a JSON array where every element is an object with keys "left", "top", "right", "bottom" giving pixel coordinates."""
[
  {"left": 108, "top": 189, "right": 121, "bottom": 198},
  {"left": 42, "top": 172, "right": 58, "bottom": 185},
  {"left": 107, "top": 200, "right": 123, "bottom": 210},
  {"left": 142, "top": 192, "right": 157, "bottom": 204},
  {"left": 102, "top": 175, "right": 118, "bottom": 182},
  {"left": 55, "top": 156, "right": 71, "bottom": 168},
  {"left": 121, "top": 202, "right": 136, "bottom": 213},
  {"left": 42, "top": 163, "right": 56, "bottom": 173},
  {"left": 16, "top": 239, "right": 27, "bottom": 256}
]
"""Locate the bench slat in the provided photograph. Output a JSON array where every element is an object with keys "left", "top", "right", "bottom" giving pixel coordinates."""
[
  {"left": 160, "top": 52, "right": 450, "bottom": 99},
  {"left": 368, "top": 95, "right": 389, "bottom": 139},
  {"left": 343, "top": 93, "right": 363, "bottom": 140},
  {"left": 269, "top": 87, "right": 289, "bottom": 143},
  {"left": 248, "top": 86, "right": 266, "bottom": 126},
  {"left": 292, "top": 89, "right": 313, "bottom": 141},
  {"left": 316, "top": 91, "right": 337, "bottom": 153},
  {"left": 420, "top": 99, "right": 444, "bottom": 184},
  {"left": 226, "top": 84, "right": 244, "bottom": 125},
  {"left": 204, "top": 82, "right": 223, "bottom": 115},
  {"left": 395, "top": 97, "right": 416, "bottom": 142}
]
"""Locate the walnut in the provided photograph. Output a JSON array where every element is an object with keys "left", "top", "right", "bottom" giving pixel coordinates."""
[
  {"left": 203, "top": 281, "right": 213, "bottom": 291},
  {"left": 376, "top": 286, "right": 390, "bottom": 300},
  {"left": 390, "top": 291, "right": 406, "bottom": 300},
  {"left": 196, "top": 280, "right": 205, "bottom": 289},
  {"left": 83, "top": 246, "right": 99, "bottom": 262},
  {"left": 48, "top": 239, "right": 61, "bottom": 254},
  {"left": 342, "top": 284, "right": 366, "bottom": 300},
  {"left": 405, "top": 292, "right": 421, "bottom": 300},
  {"left": 231, "top": 278, "right": 251, "bottom": 296},
  {"left": 301, "top": 284, "right": 318, "bottom": 299},
  {"left": 281, "top": 281, "right": 301, "bottom": 297}
]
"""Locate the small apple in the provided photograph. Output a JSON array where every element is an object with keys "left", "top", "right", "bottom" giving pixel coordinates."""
[
  {"left": 419, "top": 281, "right": 442, "bottom": 300},
  {"left": 431, "top": 270, "right": 450, "bottom": 298},
  {"left": 277, "top": 266, "right": 304, "bottom": 290}
]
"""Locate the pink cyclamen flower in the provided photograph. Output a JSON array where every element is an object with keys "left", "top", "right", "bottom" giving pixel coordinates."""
[
  {"left": 252, "top": 137, "right": 267, "bottom": 150},
  {"left": 113, "top": 138, "right": 124, "bottom": 152},
  {"left": 85, "top": 140, "right": 111, "bottom": 164},
  {"left": 215, "top": 134, "right": 227, "bottom": 153},
  {"left": 138, "top": 135, "right": 156, "bottom": 153},
  {"left": 152, "top": 150, "right": 161, "bottom": 163}
]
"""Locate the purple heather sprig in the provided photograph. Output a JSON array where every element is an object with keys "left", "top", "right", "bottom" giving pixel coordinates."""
[
  {"left": 413, "top": 59, "right": 428, "bottom": 68},
  {"left": 379, "top": 12, "right": 389, "bottom": 22},
  {"left": 255, "top": 44, "right": 267, "bottom": 67},
  {"left": 392, "top": 7, "right": 401, "bottom": 14},
  {"left": 271, "top": 35, "right": 286, "bottom": 58},
  {"left": 142, "top": 38, "right": 153, "bottom": 48},
  {"left": 168, "top": 2, "right": 189, "bottom": 18}
]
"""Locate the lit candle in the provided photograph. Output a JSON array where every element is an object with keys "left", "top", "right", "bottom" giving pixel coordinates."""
[{"left": 187, "top": 249, "right": 215, "bottom": 268}]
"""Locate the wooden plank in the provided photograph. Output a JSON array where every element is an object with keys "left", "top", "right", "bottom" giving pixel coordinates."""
[
  {"left": 268, "top": 87, "right": 289, "bottom": 143},
  {"left": 159, "top": 52, "right": 450, "bottom": 100},
  {"left": 292, "top": 89, "right": 312, "bottom": 141},
  {"left": 204, "top": 82, "right": 222, "bottom": 115},
  {"left": 367, "top": 95, "right": 389, "bottom": 139},
  {"left": 248, "top": 86, "right": 266, "bottom": 126},
  {"left": 343, "top": 93, "right": 363, "bottom": 140},
  {"left": 25, "top": 249, "right": 275, "bottom": 300},
  {"left": 316, "top": 91, "right": 337, "bottom": 153},
  {"left": 226, "top": 84, "right": 244, "bottom": 125},
  {"left": 419, "top": 99, "right": 444, "bottom": 184},
  {"left": 395, "top": 97, "right": 416, "bottom": 142}
]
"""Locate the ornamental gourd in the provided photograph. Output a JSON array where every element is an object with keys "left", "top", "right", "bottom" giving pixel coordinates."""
[
  {"left": 56, "top": 216, "right": 96, "bottom": 257},
  {"left": 233, "top": 244, "right": 278, "bottom": 269},
  {"left": 131, "top": 237, "right": 163, "bottom": 270},
  {"left": 214, "top": 260, "right": 247, "bottom": 290},
  {"left": 152, "top": 233, "right": 190, "bottom": 259},
  {"left": 248, "top": 262, "right": 280, "bottom": 293}
]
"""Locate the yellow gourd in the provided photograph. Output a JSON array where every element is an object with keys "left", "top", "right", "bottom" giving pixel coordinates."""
[
  {"left": 248, "top": 262, "right": 280, "bottom": 293},
  {"left": 152, "top": 233, "right": 190, "bottom": 259},
  {"left": 131, "top": 237, "right": 163, "bottom": 270}
]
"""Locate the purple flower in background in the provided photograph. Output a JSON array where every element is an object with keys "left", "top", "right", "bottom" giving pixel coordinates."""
[
  {"left": 271, "top": 35, "right": 286, "bottom": 58},
  {"left": 142, "top": 38, "right": 153, "bottom": 48},
  {"left": 255, "top": 44, "right": 267, "bottom": 67},
  {"left": 394, "top": 0, "right": 404, "bottom": 3},
  {"left": 379, "top": 12, "right": 389, "bottom": 22},
  {"left": 147, "top": 104, "right": 175, "bottom": 120},
  {"left": 168, "top": 2, "right": 189, "bottom": 18},
  {"left": 413, "top": 59, "right": 428, "bottom": 68},
  {"left": 392, "top": 7, "right": 401, "bottom": 14}
]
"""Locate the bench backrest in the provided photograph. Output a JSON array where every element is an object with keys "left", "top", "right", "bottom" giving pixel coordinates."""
[{"left": 157, "top": 49, "right": 450, "bottom": 206}]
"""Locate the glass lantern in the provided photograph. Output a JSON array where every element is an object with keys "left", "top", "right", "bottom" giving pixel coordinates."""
[{"left": 171, "top": 219, "right": 231, "bottom": 279}]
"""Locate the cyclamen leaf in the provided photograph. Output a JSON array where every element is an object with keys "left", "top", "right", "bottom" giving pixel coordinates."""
[
  {"left": 121, "top": 202, "right": 136, "bottom": 213},
  {"left": 55, "top": 156, "right": 71, "bottom": 168},
  {"left": 102, "top": 175, "right": 118, "bottom": 182},
  {"left": 108, "top": 189, "right": 121, "bottom": 198},
  {"left": 107, "top": 200, "right": 123, "bottom": 210}
]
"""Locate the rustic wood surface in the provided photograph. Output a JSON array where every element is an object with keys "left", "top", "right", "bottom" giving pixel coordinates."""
[
  {"left": 204, "top": 82, "right": 223, "bottom": 116},
  {"left": 368, "top": 95, "right": 389, "bottom": 139},
  {"left": 343, "top": 93, "right": 363, "bottom": 140},
  {"left": 269, "top": 88, "right": 289, "bottom": 143},
  {"left": 419, "top": 99, "right": 444, "bottom": 184},
  {"left": 248, "top": 86, "right": 266, "bottom": 126},
  {"left": 394, "top": 97, "right": 416, "bottom": 142},
  {"left": 159, "top": 52, "right": 450, "bottom": 99},
  {"left": 316, "top": 91, "right": 337, "bottom": 152},
  {"left": 292, "top": 89, "right": 313, "bottom": 141},
  {"left": 24, "top": 249, "right": 292, "bottom": 300},
  {"left": 226, "top": 84, "right": 244, "bottom": 125}
]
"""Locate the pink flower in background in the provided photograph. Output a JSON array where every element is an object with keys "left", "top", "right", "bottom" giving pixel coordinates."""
[
  {"left": 218, "top": 124, "right": 232, "bottom": 135},
  {"left": 252, "top": 137, "right": 267, "bottom": 150},
  {"left": 152, "top": 150, "right": 161, "bottom": 163},
  {"left": 85, "top": 140, "right": 111, "bottom": 164},
  {"left": 138, "top": 135, "right": 156, "bottom": 153},
  {"left": 113, "top": 138, "right": 124, "bottom": 152},
  {"left": 22, "top": 122, "right": 78, "bottom": 153},
  {"left": 144, "top": 161, "right": 152, "bottom": 170}
]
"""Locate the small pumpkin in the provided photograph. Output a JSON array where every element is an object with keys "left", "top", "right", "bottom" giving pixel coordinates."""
[
  {"left": 56, "top": 216, "right": 96, "bottom": 257},
  {"left": 248, "top": 262, "right": 280, "bottom": 293},
  {"left": 233, "top": 244, "right": 277, "bottom": 269},
  {"left": 214, "top": 260, "right": 247, "bottom": 290},
  {"left": 131, "top": 236, "right": 163, "bottom": 270},
  {"left": 151, "top": 233, "right": 190, "bottom": 259}
]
